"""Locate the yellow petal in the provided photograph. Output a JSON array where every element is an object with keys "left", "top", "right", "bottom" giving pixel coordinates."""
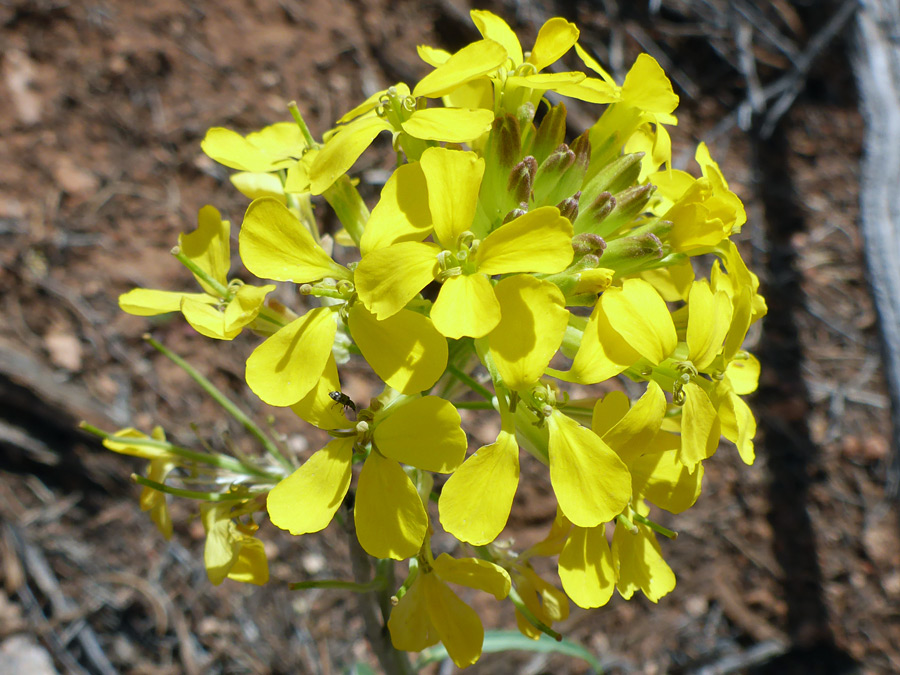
[
  {"left": 181, "top": 298, "right": 241, "bottom": 340},
  {"left": 201, "top": 123, "right": 303, "bottom": 173},
  {"left": 475, "top": 206, "right": 574, "bottom": 275},
  {"left": 290, "top": 354, "right": 352, "bottom": 430},
  {"left": 558, "top": 525, "right": 615, "bottom": 609},
  {"left": 546, "top": 76, "right": 620, "bottom": 104},
  {"left": 612, "top": 523, "right": 676, "bottom": 602},
  {"left": 222, "top": 283, "right": 276, "bottom": 334},
  {"left": 432, "top": 554, "right": 511, "bottom": 599},
  {"left": 360, "top": 162, "right": 432, "bottom": 255},
  {"left": 355, "top": 452, "right": 427, "bottom": 560},
  {"left": 504, "top": 71, "right": 585, "bottom": 91},
  {"left": 621, "top": 54, "right": 679, "bottom": 123},
  {"left": 527, "top": 17, "right": 579, "bottom": 71},
  {"left": 488, "top": 275, "right": 568, "bottom": 390},
  {"left": 413, "top": 39, "right": 508, "bottom": 98},
  {"left": 686, "top": 280, "right": 733, "bottom": 371},
  {"left": 373, "top": 396, "right": 466, "bottom": 472},
  {"left": 118, "top": 288, "right": 214, "bottom": 316},
  {"left": 602, "top": 279, "right": 677, "bottom": 364},
  {"left": 141, "top": 458, "right": 175, "bottom": 540},
  {"left": 470, "top": 9, "right": 521, "bottom": 63},
  {"left": 548, "top": 411, "right": 631, "bottom": 528},
  {"left": 226, "top": 536, "right": 269, "bottom": 586},
  {"left": 422, "top": 575, "right": 484, "bottom": 669},
  {"left": 598, "top": 380, "right": 667, "bottom": 465},
  {"left": 402, "top": 107, "right": 494, "bottom": 142},
  {"left": 266, "top": 436, "right": 355, "bottom": 534},
  {"left": 355, "top": 241, "right": 440, "bottom": 319},
  {"left": 575, "top": 43, "right": 617, "bottom": 86},
  {"left": 521, "top": 508, "right": 572, "bottom": 559},
  {"left": 284, "top": 160, "right": 310, "bottom": 193},
  {"left": 678, "top": 382, "right": 719, "bottom": 470},
  {"left": 725, "top": 354, "right": 760, "bottom": 396},
  {"left": 417, "top": 44, "right": 451, "bottom": 66},
  {"left": 559, "top": 299, "right": 640, "bottom": 384},
  {"left": 179, "top": 205, "right": 230, "bottom": 293},
  {"left": 240, "top": 197, "right": 350, "bottom": 283},
  {"left": 430, "top": 273, "right": 500, "bottom": 339},
  {"left": 245, "top": 307, "right": 336, "bottom": 406},
  {"left": 349, "top": 304, "right": 447, "bottom": 394},
  {"left": 309, "top": 116, "right": 392, "bottom": 194},
  {"left": 388, "top": 576, "right": 439, "bottom": 652},
  {"left": 631, "top": 438, "right": 703, "bottom": 513},
  {"left": 717, "top": 386, "right": 756, "bottom": 465},
  {"left": 229, "top": 172, "right": 286, "bottom": 203},
  {"left": 439, "top": 431, "right": 519, "bottom": 545},
  {"left": 420, "top": 147, "right": 484, "bottom": 248},
  {"left": 103, "top": 428, "right": 174, "bottom": 461}
]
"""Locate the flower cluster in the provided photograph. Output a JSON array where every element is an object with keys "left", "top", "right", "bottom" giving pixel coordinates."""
[{"left": 101, "top": 10, "right": 765, "bottom": 669}]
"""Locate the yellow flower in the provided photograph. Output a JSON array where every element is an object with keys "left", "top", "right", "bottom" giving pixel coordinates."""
[
  {"left": 267, "top": 396, "right": 467, "bottom": 560},
  {"left": 554, "top": 278, "right": 677, "bottom": 384},
  {"left": 201, "top": 503, "right": 269, "bottom": 586},
  {"left": 355, "top": 147, "right": 573, "bottom": 338},
  {"left": 612, "top": 502, "right": 675, "bottom": 602},
  {"left": 587, "top": 53, "right": 679, "bottom": 179},
  {"left": 239, "top": 197, "right": 447, "bottom": 403},
  {"left": 118, "top": 206, "right": 275, "bottom": 340},
  {"left": 309, "top": 83, "right": 494, "bottom": 194},
  {"left": 648, "top": 143, "right": 746, "bottom": 253},
  {"left": 388, "top": 552, "right": 511, "bottom": 668},
  {"left": 414, "top": 11, "right": 619, "bottom": 114}
]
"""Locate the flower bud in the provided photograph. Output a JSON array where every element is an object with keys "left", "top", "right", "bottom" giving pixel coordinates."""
[
  {"left": 556, "top": 192, "right": 580, "bottom": 221},
  {"left": 594, "top": 184, "right": 656, "bottom": 238},
  {"left": 531, "top": 102, "right": 567, "bottom": 166},
  {"left": 507, "top": 156, "right": 537, "bottom": 205},
  {"left": 573, "top": 191, "right": 615, "bottom": 234},
  {"left": 571, "top": 233, "right": 606, "bottom": 257},
  {"left": 581, "top": 152, "right": 645, "bottom": 203},
  {"left": 601, "top": 232, "right": 666, "bottom": 276}
]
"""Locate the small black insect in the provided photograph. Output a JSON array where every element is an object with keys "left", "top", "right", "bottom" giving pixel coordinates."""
[{"left": 328, "top": 391, "right": 357, "bottom": 414}]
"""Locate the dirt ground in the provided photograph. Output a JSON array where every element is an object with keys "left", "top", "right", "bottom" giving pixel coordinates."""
[{"left": 1, "top": 0, "right": 899, "bottom": 673}]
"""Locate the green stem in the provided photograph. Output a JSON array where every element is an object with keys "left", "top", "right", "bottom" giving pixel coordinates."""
[
  {"left": 632, "top": 512, "right": 678, "bottom": 540},
  {"left": 81, "top": 423, "right": 280, "bottom": 480},
  {"left": 446, "top": 363, "right": 493, "bottom": 400},
  {"left": 143, "top": 335, "right": 294, "bottom": 472},
  {"left": 288, "top": 101, "right": 317, "bottom": 148},
  {"left": 289, "top": 578, "right": 386, "bottom": 592},
  {"left": 132, "top": 474, "right": 258, "bottom": 501},
  {"left": 508, "top": 586, "right": 562, "bottom": 641},
  {"left": 171, "top": 247, "right": 230, "bottom": 299}
]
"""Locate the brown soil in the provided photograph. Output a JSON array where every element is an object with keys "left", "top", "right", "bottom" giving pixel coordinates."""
[{"left": 1, "top": 1, "right": 898, "bottom": 673}]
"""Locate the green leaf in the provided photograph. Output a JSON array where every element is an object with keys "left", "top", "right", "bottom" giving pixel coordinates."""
[
  {"left": 414, "top": 629, "right": 602, "bottom": 673},
  {"left": 345, "top": 663, "right": 378, "bottom": 675}
]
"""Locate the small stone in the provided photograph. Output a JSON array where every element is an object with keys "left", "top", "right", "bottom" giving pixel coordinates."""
[
  {"left": 0, "top": 635, "right": 58, "bottom": 675},
  {"left": 44, "top": 329, "right": 83, "bottom": 371}
]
